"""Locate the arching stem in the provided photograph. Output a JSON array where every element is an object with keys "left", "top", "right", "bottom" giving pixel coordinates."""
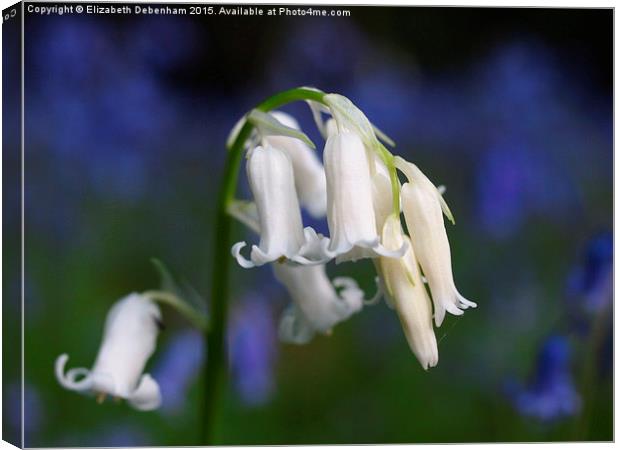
[{"left": 201, "top": 87, "right": 326, "bottom": 444}]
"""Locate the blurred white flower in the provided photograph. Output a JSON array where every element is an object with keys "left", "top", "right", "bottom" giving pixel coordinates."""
[
  {"left": 395, "top": 156, "right": 476, "bottom": 326},
  {"left": 266, "top": 111, "right": 327, "bottom": 218},
  {"left": 275, "top": 263, "right": 364, "bottom": 344},
  {"left": 55, "top": 293, "right": 162, "bottom": 411},
  {"left": 232, "top": 145, "right": 330, "bottom": 268},
  {"left": 377, "top": 215, "right": 438, "bottom": 369}
]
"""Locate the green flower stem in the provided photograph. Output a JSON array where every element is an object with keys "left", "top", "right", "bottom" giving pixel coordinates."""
[
  {"left": 143, "top": 290, "right": 208, "bottom": 333},
  {"left": 202, "top": 87, "right": 326, "bottom": 444}
]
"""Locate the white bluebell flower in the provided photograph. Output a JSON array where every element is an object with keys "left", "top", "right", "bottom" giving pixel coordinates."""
[
  {"left": 323, "top": 124, "right": 405, "bottom": 263},
  {"left": 55, "top": 293, "right": 162, "bottom": 411},
  {"left": 275, "top": 263, "right": 364, "bottom": 344},
  {"left": 376, "top": 215, "right": 438, "bottom": 369},
  {"left": 395, "top": 156, "right": 476, "bottom": 326},
  {"left": 232, "top": 145, "right": 330, "bottom": 268}
]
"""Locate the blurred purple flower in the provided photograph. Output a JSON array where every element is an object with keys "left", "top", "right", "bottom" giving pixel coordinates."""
[
  {"left": 228, "top": 294, "right": 278, "bottom": 407},
  {"left": 153, "top": 329, "right": 204, "bottom": 416},
  {"left": 129, "top": 16, "right": 203, "bottom": 71},
  {"left": 476, "top": 140, "right": 575, "bottom": 239},
  {"left": 351, "top": 66, "right": 416, "bottom": 139},
  {"left": 475, "top": 42, "right": 561, "bottom": 130},
  {"left": 267, "top": 20, "right": 367, "bottom": 91},
  {"left": 26, "top": 16, "right": 181, "bottom": 204},
  {"left": 152, "top": 294, "right": 277, "bottom": 412},
  {"left": 4, "top": 382, "right": 44, "bottom": 446},
  {"left": 567, "top": 231, "right": 613, "bottom": 313},
  {"left": 505, "top": 335, "right": 580, "bottom": 421}
]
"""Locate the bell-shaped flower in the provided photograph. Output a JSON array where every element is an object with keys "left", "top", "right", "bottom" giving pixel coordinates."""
[
  {"left": 275, "top": 262, "right": 364, "bottom": 344},
  {"left": 265, "top": 111, "right": 327, "bottom": 218},
  {"left": 232, "top": 145, "right": 330, "bottom": 268},
  {"left": 323, "top": 125, "right": 406, "bottom": 263},
  {"left": 377, "top": 215, "right": 438, "bottom": 369},
  {"left": 395, "top": 157, "right": 477, "bottom": 326},
  {"left": 55, "top": 293, "right": 163, "bottom": 411}
]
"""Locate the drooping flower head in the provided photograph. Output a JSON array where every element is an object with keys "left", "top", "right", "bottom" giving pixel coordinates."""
[
  {"left": 227, "top": 89, "right": 476, "bottom": 370},
  {"left": 55, "top": 293, "right": 163, "bottom": 410}
]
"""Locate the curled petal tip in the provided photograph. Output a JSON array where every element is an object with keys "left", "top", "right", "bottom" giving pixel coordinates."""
[
  {"left": 127, "top": 373, "right": 162, "bottom": 411},
  {"left": 373, "top": 239, "right": 409, "bottom": 259},
  {"left": 55, "top": 354, "right": 93, "bottom": 391},
  {"left": 457, "top": 293, "right": 477, "bottom": 309},
  {"left": 231, "top": 242, "right": 256, "bottom": 269}
]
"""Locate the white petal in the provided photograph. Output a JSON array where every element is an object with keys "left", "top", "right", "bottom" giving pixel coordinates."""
[
  {"left": 291, "top": 227, "right": 332, "bottom": 265},
  {"left": 266, "top": 112, "right": 327, "bottom": 218},
  {"left": 332, "top": 277, "right": 364, "bottom": 313},
  {"left": 456, "top": 291, "right": 477, "bottom": 309},
  {"left": 334, "top": 238, "right": 408, "bottom": 264},
  {"left": 250, "top": 243, "right": 290, "bottom": 266},
  {"left": 372, "top": 172, "right": 393, "bottom": 232},
  {"left": 325, "top": 118, "right": 338, "bottom": 137},
  {"left": 278, "top": 305, "right": 316, "bottom": 344},
  {"left": 231, "top": 241, "right": 256, "bottom": 268},
  {"left": 395, "top": 157, "right": 476, "bottom": 326},
  {"left": 244, "top": 145, "right": 306, "bottom": 266},
  {"left": 229, "top": 204, "right": 332, "bottom": 266},
  {"left": 55, "top": 354, "right": 93, "bottom": 392},
  {"left": 273, "top": 263, "right": 363, "bottom": 338},
  {"left": 333, "top": 237, "right": 380, "bottom": 263},
  {"left": 323, "top": 131, "right": 408, "bottom": 262},
  {"left": 232, "top": 219, "right": 332, "bottom": 268},
  {"left": 379, "top": 216, "right": 438, "bottom": 369},
  {"left": 401, "top": 181, "right": 455, "bottom": 326},
  {"left": 324, "top": 132, "right": 379, "bottom": 255},
  {"left": 90, "top": 293, "right": 162, "bottom": 398},
  {"left": 127, "top": 374, "right": 162, "bottom": 411}
]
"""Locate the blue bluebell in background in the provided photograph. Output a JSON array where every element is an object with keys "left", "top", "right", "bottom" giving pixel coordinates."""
[
  {"left": 505, "top": 335, "right": 581, "bottom": 421},
  {"left": 153, "top": 330, "right": 204, "bottom": 416},
  {"left": 567, "top": 231, "right": 613, "bottom": 314},
  {"left": 228, "top": 294, "right": 278, "bottom": 407}
]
